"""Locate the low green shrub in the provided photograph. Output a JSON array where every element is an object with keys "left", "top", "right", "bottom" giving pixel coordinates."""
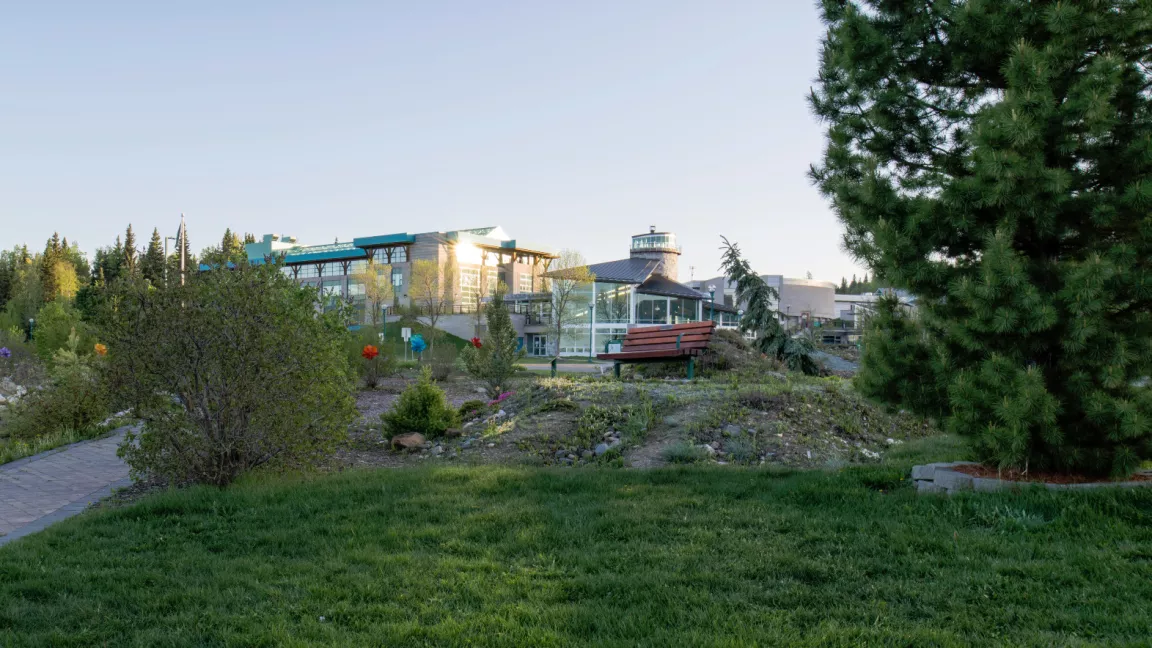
[
  {"left": 381, "top": 367, "right": 460, "bottom": 438},
  {"left": 6, "top": 332, "right": 109, "bottom": 440},
  {"left": 662, "top": 441, "right": 709, "bottom": 464},
  {"left": 458, "top": 399, "right": 490, "bottom": 421}
]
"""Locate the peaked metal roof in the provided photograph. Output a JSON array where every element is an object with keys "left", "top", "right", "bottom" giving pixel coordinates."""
[
  {"left": 580, "top": 258, "right": 660, "bottom": 283},
  {"left": 636, "top": 274, "right": 705, "bottom": 299}
]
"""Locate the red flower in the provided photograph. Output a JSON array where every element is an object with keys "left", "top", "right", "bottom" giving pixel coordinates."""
[
  {"left": 362, "top": 345, "right": 379, "bottom": 360},
  {"left": 470, "top": 337, "right": 482, "bottom": 349}
]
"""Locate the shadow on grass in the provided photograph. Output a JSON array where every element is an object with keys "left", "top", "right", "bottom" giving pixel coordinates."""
[{"left": 1, "top": 454, "right": 1150, "bottom": 646}]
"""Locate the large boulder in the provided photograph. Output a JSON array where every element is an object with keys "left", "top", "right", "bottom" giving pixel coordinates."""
[{"left": 390, "top": 432, "right": 426, "bottom": 451}]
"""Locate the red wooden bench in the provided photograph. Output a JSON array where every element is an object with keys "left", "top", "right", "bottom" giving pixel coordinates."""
[{"left": 597, "top": 321, "right": 716, "bottom": 379}]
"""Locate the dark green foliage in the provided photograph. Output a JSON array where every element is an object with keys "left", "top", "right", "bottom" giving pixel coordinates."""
[
  {"left": 140, "top": 228, "right": 166, "bottom": 286},
  {"left": 457, "top": 399, "right": 490, "bottom": 420},
  {"left": 7, "top": 332, "right": 109, "bottom": 440},
  {"left": 100, "top": 264, "right": 357, "bottom": 486},
  {"left": 460, "top": 291, "right": 525, "bottom": 398},
  {"left": 811, "top": 0, "right": 1152, "bottom": 476},
  {"left": 719, "top": 237, "right": 818, "bottom": 375},
  {"left": 381, "top": 367, "right": 460, "bottom": 438},
  {"left": 121, "top": 225, "right": 137, "bottom": 276},
  {"left": 661, "top": 440, "right": 709, "bottom": 464},
  {"left": 855, "top": 297, "right": 947, "bottom": 419}
]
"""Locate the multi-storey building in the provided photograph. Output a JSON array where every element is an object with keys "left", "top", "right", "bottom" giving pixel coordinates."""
[{"left": 245, "top": 226, "right": 556, "bottom": 324}]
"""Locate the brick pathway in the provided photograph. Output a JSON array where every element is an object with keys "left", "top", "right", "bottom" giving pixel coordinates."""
[{"left": 0, "top": 428, "right": 132, "bottom": 547}]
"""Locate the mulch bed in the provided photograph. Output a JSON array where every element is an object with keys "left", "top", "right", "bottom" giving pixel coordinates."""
[{"left": 952, "top": 463, "right": 1152, "bottom": 485}]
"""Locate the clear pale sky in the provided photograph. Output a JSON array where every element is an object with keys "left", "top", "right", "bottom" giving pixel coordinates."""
[{"left": 0, "top": 1, "right": 868, "bottom": 284}]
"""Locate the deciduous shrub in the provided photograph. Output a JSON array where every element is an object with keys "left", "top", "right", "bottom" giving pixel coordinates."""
[
  {"left": 381, "top": 367, "right": 460, "bottom": 438},
  {"left": 6, "top": 330, "right": 108, "bottom": 440},
  {"left": 100, "top": 265, "right": 357, "bottom": 486},
  {"left": 457, "top": 399, "right": 490, "bottom": 421}
]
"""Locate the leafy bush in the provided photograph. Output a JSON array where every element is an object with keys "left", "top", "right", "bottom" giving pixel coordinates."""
[
  {"left": 458, "top": 399, "right": 490, "bottom": 421},
  {"left": 32, "top": 300, "right": 89, "bottom": 363},
  {"left": 0, "top": 327, "right": 44, "bottom": 387},
  {"left": 100, "top": 266, "right": 357, "bottom": 486},
  {"left": 460, "top": 292, "right": 524, "bottom": 398},
  {"left": 347, "top": 328, "right": 394, "bottom": 388},
  {"left": 381, "top": 366, "right": 460, "bottom": 438},
  {"left": 6, "top": 331, "right": 109, "bottom": 440}
]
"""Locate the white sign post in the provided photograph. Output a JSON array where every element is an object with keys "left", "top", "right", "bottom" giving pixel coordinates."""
[{"left": 401, "top": 327, "right": 412, "bottom": 361}]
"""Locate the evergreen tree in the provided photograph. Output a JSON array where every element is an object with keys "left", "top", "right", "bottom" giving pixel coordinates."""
[
  {"left": 39, "top": 233, "right": 63, "bottom": 301},
  {"left": 122, "top": 225, "right": 138, "bottom": 276},
  {"left": 243, "top": 232, "right": 256, "bottom": 244},
  {"left": 839, "top": 277, "right": 849, "bottom": 293},
  {"left": 141, "top": 228, "right": 166, "bottom": 285},
  {"left": 811, "top": 0, "right": 1152, "bottom": 476},
  {"left": 460, "top": 289, "right": 524, "bottom": 398},
  {"left": 720, "top": 236, "right": 818, "bottom": 374}
]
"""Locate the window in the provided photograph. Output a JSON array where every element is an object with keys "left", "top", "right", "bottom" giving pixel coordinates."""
[
  {"left": 460, "top": 268, "right": 480, "bottom": 309},
  {"left": 519, "top": 272, "right": 533, "bottom": 293},
  {"left": 321, "top": 263, "right": 343, "bottom": 277},
  {"left": 594, "top": 327, "right": 628, "bottom": 353},
  {"left": 485, "top": 267, "right": 498, "bottom": 296},
  {"left": 670, "top": 297, "right": 699, "bottom": 323},
  {"left": 559, "top": 328, "right": 591, "bottom": 355},
  {"left": 595, "top": 282, "right": 630, "bottom": 323},
  {"left": 636, "top": 295, "right": 668, "bottom": 324},
  {"left": 392, "top": 267, "right": 404, "bottom": 288},
  {"left": 349, "top": 259, "right": 369, "bottom": 274},
  {"left": 280, "top": 266, "right": 294, "bottom": 279},
  {"left": 392, "top": 246, "right": 407, "bottom": 263},
  {"left": 295, "top": 264, "right": 320, "bottom": 279}
]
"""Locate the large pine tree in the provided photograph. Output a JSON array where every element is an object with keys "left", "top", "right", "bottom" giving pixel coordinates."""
[
  {"left": 141, "top": 228, "right": 166, "bottom": 285},
  {"left": 811, "top": 0, "right": 1152, "bottom": 476}
]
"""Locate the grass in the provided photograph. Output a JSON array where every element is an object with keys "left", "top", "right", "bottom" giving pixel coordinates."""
[
  {"left": 2, "top": 439, "right": 1151, "bottom": 646},
  {"left": 0, "top": 417, "right": 131, "bottom": 467}
]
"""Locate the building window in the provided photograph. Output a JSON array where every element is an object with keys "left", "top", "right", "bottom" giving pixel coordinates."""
[
  {"left": 295, "top": 263, "right": 320, "bottom": 279},
  {"left": 595, "top": 282, "right": 630, "bottom": 324},
  {"left": 485, "top": 267, "right": 498, "bottom": 296},
  {"left": 280, "top": 266, "right": 294, "bottom": 279},
  {"left": 460, "top": 268, "right": 480, "bottom": 309},
  {"left": 392, "top": 246, "right": 407, "bottom": 263},
  {"left": 670, "top": 297, "right": 699, "bottom": 323},
  {"left": 321, "top": 263, "right": 343, "bottom": 278},
  {"left": 349, "top": 259, "right": 369, "bottom": 274},
  {"left": 559, "top": 327, "right": 591, "bottom": 356},
  {"left": 392, "top": 267, "right": 404, "bottom": 288},
  {"left": 636, "top": 295, "right": 668, "bottom": 324},
  {"left": 519, "top": 272, "right": 533, "bottom": 293}
]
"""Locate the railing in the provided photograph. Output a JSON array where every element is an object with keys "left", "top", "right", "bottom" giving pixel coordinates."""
[{"left": 524, "top": 313, "right": 552, "bottom": 326}]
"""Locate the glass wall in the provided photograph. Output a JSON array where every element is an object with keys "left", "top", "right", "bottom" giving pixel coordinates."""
[
  {"left": 595, "top": 282, "right": 630, "bottom": 323},
  {"left": 391, "top": 267, "right": 404, "bottom": 288},
  {"left": 460, "top": 268, "right": 480, "bottom": 310},
  {"left": 594, "top": 327, "right": 628, "bottom": 353},
  {"left": 296, "top": 263, "right": 320, "bottom": 279},
  {"left": 636, "top": 294, "right": 668, "bottom": 324},
  {"left": 559, "top": 327, "right": 592, "bottom": 356},
  {"left": 670, "top": 298, "right": 700, "bottom": 323}
]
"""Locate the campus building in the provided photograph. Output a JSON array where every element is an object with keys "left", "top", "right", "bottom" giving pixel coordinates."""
[
  {"left": 516, "top": 227, "right": 740, "bottom": 357},
  {"left": 244, "top": 227, "right": 556, "bottom": 324}
]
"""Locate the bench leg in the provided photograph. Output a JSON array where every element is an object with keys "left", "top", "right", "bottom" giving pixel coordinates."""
[
  {"left": 687, "top": 357, "right": 695, "bottom": 380},
  {"left": 614, "top": 362, "right": 621, "bottom": 380}
]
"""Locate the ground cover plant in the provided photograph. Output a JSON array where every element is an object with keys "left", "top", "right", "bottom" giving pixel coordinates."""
[{"left": 1, "top": 456, "right": 1150, "bottom": 645}]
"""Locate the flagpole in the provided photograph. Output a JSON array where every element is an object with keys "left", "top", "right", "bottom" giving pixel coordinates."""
[{"left": 179, "top": 213, "right": 186, "bottom": 286}]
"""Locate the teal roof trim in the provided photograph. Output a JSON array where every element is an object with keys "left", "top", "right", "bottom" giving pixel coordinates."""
[
  {"left": 353, "top": 233, "right": 414, "bottom": 247},
  {"left": 285, "top": 243, "right": 367, "bottom": 264}
]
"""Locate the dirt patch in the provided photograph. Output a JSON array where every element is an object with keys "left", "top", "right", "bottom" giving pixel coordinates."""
[{"left": 952, "top": 464, "right": 1152, "bottom": 485}]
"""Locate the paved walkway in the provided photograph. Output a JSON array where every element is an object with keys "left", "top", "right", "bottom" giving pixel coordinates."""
[{"left": 0, "top": 428, "right": 132, "bottom": 547}]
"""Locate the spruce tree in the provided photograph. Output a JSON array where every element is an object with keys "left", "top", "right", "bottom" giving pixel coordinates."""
[
  {"left": 39, "top": 233, "right": 62, "bottom": 301},
  {"left": 122, "top": 225, "right": 138, "bottom": 276},
  {"left": 461, "top": 289, "right": 525, "bottom": 398},
  {"left": 811, "top": 0, "right": 1152, "bottom": 476},
  {"left": 141, "top": 228, "right": 166, "bottom": 285}
]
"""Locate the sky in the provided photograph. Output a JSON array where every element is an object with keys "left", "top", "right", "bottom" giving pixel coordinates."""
[{"left": 0, "top": 1, "right": 868, "bottom": 285}]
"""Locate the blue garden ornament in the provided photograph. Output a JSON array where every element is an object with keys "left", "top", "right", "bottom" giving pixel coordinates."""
[{"left": 410, "top": 334, "right": 427, "bottom": 355}]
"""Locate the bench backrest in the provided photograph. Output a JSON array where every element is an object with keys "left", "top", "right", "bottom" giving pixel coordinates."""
[{"left": 620, "top": 321, "right": 716, "bottom": 354}]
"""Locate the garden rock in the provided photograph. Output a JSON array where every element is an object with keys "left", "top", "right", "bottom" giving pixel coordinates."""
[
  {"left": 581, "top": 450, "right": 593, "bottom": 459},
  {"left": 723, "top": 425, "right": 742, "bottom": 438},
  {"left": 594, "top": 443, "right": 610, "bottom": 456},
  {"left": 390, "top": 433, "right": 426, "bottom": 451},
  {"left": 431, "top": 445, "right": 444, "bottom": 456},
  {"left": 701, "top": 444, "right": 717, "bottom": 456}
]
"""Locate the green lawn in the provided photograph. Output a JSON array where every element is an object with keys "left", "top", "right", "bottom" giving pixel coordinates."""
[{"left": 2, "top": 443, "right": 1151, "bottom": 645}]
